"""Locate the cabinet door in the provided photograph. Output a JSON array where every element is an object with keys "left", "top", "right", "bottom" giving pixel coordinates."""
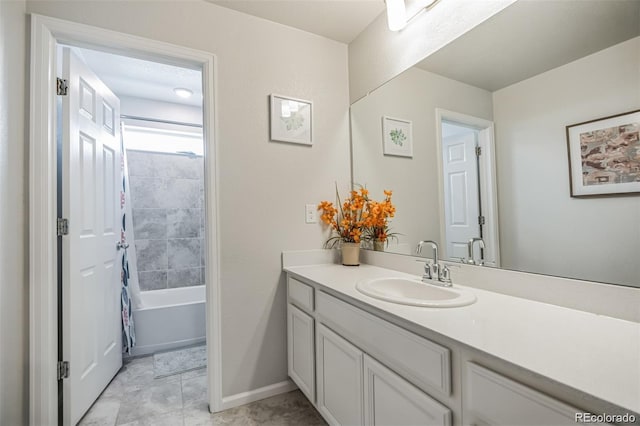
[
  {"left": 288, "top": 304, "right": 315, "bottom": 402},
  {"left": 317, "top": 323, "right": 364, "bottom": 426},
  {"left": 465, "top": 363, "right": 611, "bottom": 426},
  {"left": 364, "top": 355, "right": 452, "bottom": 426}
]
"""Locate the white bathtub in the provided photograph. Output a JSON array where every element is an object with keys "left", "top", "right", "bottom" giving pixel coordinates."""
[{"left": 129, "top": 285, "right": 206, "bottom": 356}]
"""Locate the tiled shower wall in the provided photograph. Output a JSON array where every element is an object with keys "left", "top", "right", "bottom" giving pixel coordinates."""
[{"left": 127, "top": 150, "right": 205, "bottom": 291}]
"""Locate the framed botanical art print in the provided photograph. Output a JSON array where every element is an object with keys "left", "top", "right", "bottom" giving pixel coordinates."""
[
  {"left": 270, "top": 94, "right": 312, "bottom": 145},
  {"left": 566, "top": 110, "right": 640, "bottom": 197},
  {"left": 382, "top": 116, "right": 413, "bottom": 157}
]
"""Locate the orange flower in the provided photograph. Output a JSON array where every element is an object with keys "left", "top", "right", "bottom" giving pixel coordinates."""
[
  {"left": 319, "top": 185, "right": 375, "bottom": 248},
  {"left": 362, "top": 189, "right": 397, "bottom": 243},
  {"left": 319, "top": 185, "right": 398, "bottom": 248}
]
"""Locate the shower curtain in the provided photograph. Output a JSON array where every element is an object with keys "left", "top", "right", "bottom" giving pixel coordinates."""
[{"left": 120, "top": 124, "right": 139, "bottom": 353}]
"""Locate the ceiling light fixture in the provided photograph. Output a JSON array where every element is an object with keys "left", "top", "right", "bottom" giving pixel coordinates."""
[
  {"left": 386, "top": 0, "right": 443, "bottom": 32},
  {"left": 173, "top": 88, "right": 193, "bottom": 99},
  {"left": 386, "top": 0, "right": 407, "bottom": 31}
]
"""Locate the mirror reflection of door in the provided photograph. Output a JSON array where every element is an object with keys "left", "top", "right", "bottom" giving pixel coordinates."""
[
  {"left": 436, "top": 112, "right": 499, "bottom": 267},
  {"left": 441, "top": 122, "right": 481, "bottom": 261}
]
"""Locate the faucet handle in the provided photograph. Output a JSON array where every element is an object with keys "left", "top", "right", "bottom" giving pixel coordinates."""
[
  {"left": 439, "top": 265, "right": 452, "bottom": 285},
  {"left": 430, "top": 262, "right": 439, "bottom": 279},
  {"left": 422, "top": 262, "right": 433, "bottom": 280}
]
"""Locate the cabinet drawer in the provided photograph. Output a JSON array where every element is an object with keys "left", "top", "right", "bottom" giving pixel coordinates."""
[
  {"left": 465, "top": 363, "right": 611, "bottom": 426},
  {"left": 316, "top": 291, "right": 451, "bottom": 396},
  {"left": 288, "top": 276, "right": 314, "bottom": 313}
]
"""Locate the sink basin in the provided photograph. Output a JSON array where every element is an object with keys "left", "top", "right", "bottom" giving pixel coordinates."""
[{"left": 356, "top": 277, "right": 476, "bottom": 308}]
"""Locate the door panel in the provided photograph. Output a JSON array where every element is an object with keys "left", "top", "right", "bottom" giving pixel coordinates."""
[
  {"left": 62, "top": 47, "right": 122, "bottom": 425},
  {"left": 287, "top": 304, "right": 315, "bottom": 402},
  {"left": 364, "top": 355, "right": 452, "bottom": 426},
  {"left": 316, "top": 323, "right": 364, "bottom": 426},
  {"left": 442, "top": 132, "right": 481, "bottom": 261}
]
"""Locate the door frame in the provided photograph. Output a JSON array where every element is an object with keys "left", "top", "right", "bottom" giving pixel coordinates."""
[
  {"left": 434, "top": 108, "right": 500, "bottom": 267},
  {"left": 29, "top": 14, "right": 223, "bottom": 425}
]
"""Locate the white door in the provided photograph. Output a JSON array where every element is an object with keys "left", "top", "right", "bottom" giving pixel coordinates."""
[
  {"left": 442, "top": 131, "right": 481, "bottom": 260},
  {"left": 61, "top": 47, "right": 122, "bottom": 425}
]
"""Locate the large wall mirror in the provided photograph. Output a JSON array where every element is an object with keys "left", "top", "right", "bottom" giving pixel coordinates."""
[{"left": 351, "top": 0, "right": 640, "bottom": 288}]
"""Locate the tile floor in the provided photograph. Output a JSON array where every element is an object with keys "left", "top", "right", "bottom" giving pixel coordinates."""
[{"left": 79, "top": 355, "right": 326, "bottom": 426}]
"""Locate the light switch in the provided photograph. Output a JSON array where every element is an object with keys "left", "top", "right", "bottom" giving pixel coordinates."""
[{"left": 305, "top": 204, "right": 318, "bottom": 224}]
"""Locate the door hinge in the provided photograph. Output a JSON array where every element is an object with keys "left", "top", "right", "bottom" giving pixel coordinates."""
[
  {"left": 475, "top": 146, "right": 482, "bottom": 156},
  {"left": 56, "top": 78, "right": 68, "bottom": 96},
  {"left": 57, "top": 361, "right": 70, "bottom": 380},
  {"left": 478, "top": 215, "right": 486, "bottom": 226},
  {"left": 57, "top": 218, "right": 69, "bottom": 236}
]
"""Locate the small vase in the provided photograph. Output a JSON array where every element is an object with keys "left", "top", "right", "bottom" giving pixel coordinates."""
[
  {"left": 341, "top": 242, "right": 360, "bottom": 266},
  {"left": 373, "top": 240, "right": 385, "bottom": 252}
]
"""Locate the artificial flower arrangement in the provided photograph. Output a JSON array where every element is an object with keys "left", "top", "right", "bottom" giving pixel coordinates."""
[
  {"left": 362, "top": 189, "right": 399, "bottom": 249},
  {"left": 318, "top": 185, "right": 398, "bottom": 250},
  {"left": 318, "top": 186, "right": 369, "bottom": 248}
]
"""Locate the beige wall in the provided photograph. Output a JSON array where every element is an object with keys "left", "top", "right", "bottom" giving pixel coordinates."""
[
  {"left": 119, "top": 95, "right": 203, "bottom": 126},
  {"left": 348, "top": 0, "right": 516, "bottom": 103},
  {"left": 0, "top": 0, "right": 28, "bottom": 424},
  {"left": 351, "top": 67, "right": 493, "bottom": 255},
  {"left": 493, "top": 37, "right": 640, "bottom": 287},
  {"left": 26, "top": 0, "right": 351, "bottom": 398}
]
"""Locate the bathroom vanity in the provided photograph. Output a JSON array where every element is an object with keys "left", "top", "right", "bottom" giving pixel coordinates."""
[{"left": 283, "top": 255, "right": 639, "bottom": 426}]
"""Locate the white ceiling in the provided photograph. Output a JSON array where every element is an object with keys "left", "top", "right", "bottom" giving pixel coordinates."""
[
  {"left": 73, "top": 0, "right": 639, "bottom": 108},
  {"left": 416, "top": 0, "right": 640, "bottom": 92},
  {"left": 73, "top": 47, "right": 204, "bottom": 107},
  {"left": 72, "top": 0, "right": 387, "bottom": 106},
  {"left": 206, "top": 0, "right": 386, "bottom": 43}
]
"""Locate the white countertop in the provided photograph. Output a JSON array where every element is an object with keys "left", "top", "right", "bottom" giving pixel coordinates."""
[{"left": 284, "top": 263, "right": 640, "bottom": 414}]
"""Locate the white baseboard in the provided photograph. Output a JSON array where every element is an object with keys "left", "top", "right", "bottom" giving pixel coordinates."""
[{"left": 219, "top": 380, "right": 298, "bottom": 411}]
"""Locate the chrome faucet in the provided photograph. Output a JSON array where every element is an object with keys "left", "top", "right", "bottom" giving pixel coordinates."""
[
  {"left": 467, "top": 237, "right": 485, "bottom": 266},
  {"left": 416, "top": 240, "right": 452, "bottom": 286}
]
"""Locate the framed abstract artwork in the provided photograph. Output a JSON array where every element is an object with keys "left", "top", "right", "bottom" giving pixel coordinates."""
[
  {"left": 382, "top": 116, "right": 413, "bottom": 157},
  {"left": 566, "top": 110, "right": 640, "bottom": 197},
  {"left": 270, "top": 94, "right": 312, "bottom": 145}
]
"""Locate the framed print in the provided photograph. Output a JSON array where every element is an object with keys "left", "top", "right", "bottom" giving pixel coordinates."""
[
  {"left": 270, "top": 94, "right": 312, "bottom": 145},
  {"left": 566, "top": 109, "right": 640, "bottom": 197},
  {"left": 382, "top": 116, "right": 412, "bottom": 157}
]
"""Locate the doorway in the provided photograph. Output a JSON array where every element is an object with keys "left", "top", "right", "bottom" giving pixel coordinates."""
[
  {"left": 30, "top": 15, "right": 222, "bottom": 426},
  {"left": 57, "top": 44, "right": 210, "bottom": 424},
  {"left": 435, "top": 109, "right": 500, "bottom": 267}
]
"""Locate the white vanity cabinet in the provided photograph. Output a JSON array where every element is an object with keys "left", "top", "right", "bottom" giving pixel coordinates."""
[
  {"left": 314, "top": 321, "right": 452, "bottom": 426},
  {"left": 285, "top": 272, "right": 620, "bottom": 426},
  {"left": 287, "top": 275, "right": 454, "bottom": 426}
]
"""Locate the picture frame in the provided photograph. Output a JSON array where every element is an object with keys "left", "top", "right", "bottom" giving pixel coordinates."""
[
  {"left": 566, "top": 109, "right": 640, "bottom": 197},
  {"left": 382, "top": 116, "right": 413, "bottom": 157},
  {"left": 269, "top": 94, "right": 312, "bottom": 145}
]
